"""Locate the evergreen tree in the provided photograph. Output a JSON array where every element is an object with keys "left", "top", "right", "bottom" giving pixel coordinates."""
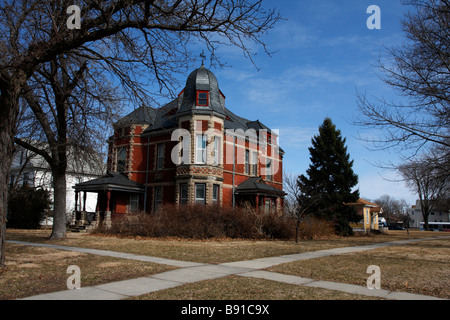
[
  {"left": 7, "top": 186, "right": 50, "bottom": 229},
  {"left": 297, "top": 118, "right": 360, "bottom": 235}
]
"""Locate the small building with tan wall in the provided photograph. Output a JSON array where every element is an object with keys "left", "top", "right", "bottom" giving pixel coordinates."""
[{"left": 348, "top": 198, "right": 383, "bottom": 232}]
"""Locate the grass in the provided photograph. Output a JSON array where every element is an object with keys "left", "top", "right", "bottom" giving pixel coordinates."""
[
  {"left": 2, "top": 228, "right": 449, "bottom": 300},
  {"left": 267, "top": 237, "right": 450, "bottom": 299},
  {"left": 1, "top": 240, "right": 176, "bottom": 300},
  {"left": 5, "top": 228, "right": 442, "bottom": 264},
  {"left": 135, "top": 276, "right": 382, "bottom": 300}
]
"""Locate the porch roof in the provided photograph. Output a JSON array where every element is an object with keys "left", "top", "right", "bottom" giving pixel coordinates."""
[
  {"left": 347, "top": 198, "right": 383, "bottom": 212},
  {"left": 74, "top": 172, "right": 144, "bottom": 193},
  {"left": 235, "top": 177, "right": 286, "bottom": 197}
]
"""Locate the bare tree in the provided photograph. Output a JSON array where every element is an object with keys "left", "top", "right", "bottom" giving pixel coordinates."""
[
  {"left": 15, "top": 53, "right": 117, "bottom": 240},
  {"left": 399, "top": 159, "right": 449, "bottom": 230},
  {"left": 0, "top": 0, "right": 281, "bottom": 268},
  {"left": 283, "top": 172, "right": 300, "bottom": 214},
  {"left": 283, "top": 172, "right": 302, "bottom": 242},
  {"left": 374, "top": 194, "right": 409, "bottom": 223},
  {"left": 354, "top": 0, "right": 450, "bottom": 157},
  {"left": 283, "top": 172, "right": 320, "bottom": 242},
  {"left": 374, "top": 194, "right": 411, "bottom": 234}
]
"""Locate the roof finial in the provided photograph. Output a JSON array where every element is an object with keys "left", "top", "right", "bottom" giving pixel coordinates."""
[{"left": 200, "top": 50, "right": 206, "bottom": 66}]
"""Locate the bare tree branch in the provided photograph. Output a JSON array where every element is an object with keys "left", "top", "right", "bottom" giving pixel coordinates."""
[{"left": 354, "top": 0, "right": 450, "bottom": 159}]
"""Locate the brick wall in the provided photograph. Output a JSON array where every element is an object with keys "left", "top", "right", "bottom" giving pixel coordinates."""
[{"left": 108, "top": 114, "right": 284, "bottom": 212}]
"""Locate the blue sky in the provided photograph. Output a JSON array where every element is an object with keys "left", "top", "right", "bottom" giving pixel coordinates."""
[{"left": 207, "top": 0, "right": 418, "bottom": 204}]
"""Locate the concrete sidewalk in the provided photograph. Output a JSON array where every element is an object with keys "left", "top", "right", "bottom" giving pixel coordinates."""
[
  {"left": 7, "top": 240, "right": 202, "bottom": 268},
  {"left": 10, "top": 235, "right": 449, "bottom": 300}
]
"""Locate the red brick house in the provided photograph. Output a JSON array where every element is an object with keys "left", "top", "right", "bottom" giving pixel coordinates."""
[{"left": 74, "top": 65, "right": 285, "bottom": 227}]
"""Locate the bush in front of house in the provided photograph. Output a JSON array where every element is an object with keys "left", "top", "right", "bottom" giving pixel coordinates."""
[
  {"left": 7, "top": 185, "right": 51, "bottom": 229},
  {"left": 95, "top": 204, "right": 296, "bottom": 240},
  {"left": 296, "top": 216, "right": 336, "bottom": 239}
]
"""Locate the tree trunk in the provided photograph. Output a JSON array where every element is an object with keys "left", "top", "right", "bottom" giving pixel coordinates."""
[
  {"left": 0, "top": 143, "right": 13, "bottom": 268},
  {"left": 0, "top": 93, "right": 20, "bottom": 269},
  {"left": 421, "top": 198, "right": 430, "bottom": 231},
  {"left": 423, "top": 212, "right": 429, "bottom": 231},
  {"left": 50, "top": 168, "right": 67, "bottom": 240}
]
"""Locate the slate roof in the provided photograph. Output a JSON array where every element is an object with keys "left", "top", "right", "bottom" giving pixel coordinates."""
[
  {"left": 74, "top": 172, "right": 144, "bottom": 192},
  {"left": 114, "top": 105, "right": 156, "bottom": 127},
  {"left": 116, "top": 101, "right": 275, "bottom": 134},
  {"left": 142, "top": 100, "right": 179, "bottom": 133},
  {"left": 235, "top": 177, "right": 286, "bottom": 196},
  {"left": 223, "top": 108, "right": 284, "bottom": 154},
  {"left": 113, "top": 66, "right": 282, "bottom": 152},
  {"left": 224, "top": 108, "right": 272, "bottom": 133},
  {"left": 178, "top": 64, "right": 226, "bottom": 116}
]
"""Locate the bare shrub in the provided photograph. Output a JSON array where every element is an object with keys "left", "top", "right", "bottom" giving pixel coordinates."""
[
  {"left": 297, "top": 216, "right": 336, "bottom": 240},
  {"left": 94, "top": 204, "right": 295, "bottom": 240}
]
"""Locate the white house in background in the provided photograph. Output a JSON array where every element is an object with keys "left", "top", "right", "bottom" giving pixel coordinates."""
[
  {"left": 9, "top": 145, "right": 105, "bottom": 225},
  {"left": 408, "top": 199, "right": 450, "bottom": 229}
]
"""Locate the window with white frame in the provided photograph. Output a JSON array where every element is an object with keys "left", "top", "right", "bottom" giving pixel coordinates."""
[
  {"left": 252, "top": 151, "right": 258, "bottom": 176},
  {"left": 213, "top": 136, "right": 221, "bottom": 165},
  {"left": 181, "top": 135, "right": 190, "bottom": 164},
  {"left": 195, "top": 183, "right": 206, "bottom": 205},
  {"left": 196, "top": 134, "right": 207, "bottom": 164},
  {"left": 266, "top": 159, "right": 272, "bottom": 181},
  {"left": 245, "top": 149, "right": 250, "bottom": 175}
]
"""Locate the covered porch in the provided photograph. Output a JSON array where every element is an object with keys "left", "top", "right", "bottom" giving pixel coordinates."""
[
  {"left": 235, "top": 177, "right": 286, "bottom": 214},
  {"left": 73, "top": 172, "right": 144, "bottom": 229},
  {"left": 348, "top": 198, "right": 383, "bottom": 233}
]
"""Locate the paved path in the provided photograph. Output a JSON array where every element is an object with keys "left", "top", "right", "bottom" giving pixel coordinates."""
[{"left": 7, "top": 236, "right": 449, "bottom": 300}]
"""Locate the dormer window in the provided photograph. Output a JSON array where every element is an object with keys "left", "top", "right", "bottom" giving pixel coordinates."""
[{"left": 197, "top": 91, "right": 209, "bottom": 107}]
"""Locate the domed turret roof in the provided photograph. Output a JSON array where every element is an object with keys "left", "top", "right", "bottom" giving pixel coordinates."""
[{"left": 178, "top": 64, "right": 226, "bottom": 116}]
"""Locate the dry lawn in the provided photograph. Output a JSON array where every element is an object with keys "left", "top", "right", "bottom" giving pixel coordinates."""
[
  {"left": 5, "top": 229, "right": 444, "bottom": 264},
  {"left": 267, "top": 238, "right": 450, "bottom": 299},
  {"left": 2, "top": 228, "right": 449, "bottom": 300},
  {"left": 0, "top": 242, "right": 176, "bottom": 300},
  {"left": 135, "top": 276, "right": 382, "bottom": 300}
]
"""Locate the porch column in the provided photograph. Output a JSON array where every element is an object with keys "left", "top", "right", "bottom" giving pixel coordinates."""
[
  {"left": 105, "top": 189, "right": 112, "bottom": 228},
  {"left": 73, "top": 191, "right": 79, "bottom": 225},
  {"left": 78, "top": 192, "right": 83, "bottom": 223},
  {"left": 94, "top": 195, "right": 101, "bottom": 226},
  {"left": 75, "top": 191, "right": 79, "bottom": 212},
  {"left": 263, "top": 195, "right": 267, "bottom": 214},
  {"left": 268, "top": 197, "right": 272, "bottom": 213},
  {"left": 255, "top": 194, "right": 259, "bottom": 213},
  {"left": 80, "top": 191, "right": 87, "bottom": 225},
  {"left": 82, "top": 191, "right": 87, "bottom": 211}
]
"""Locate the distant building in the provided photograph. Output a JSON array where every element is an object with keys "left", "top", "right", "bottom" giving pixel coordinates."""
[
  {"left": 348, "top": 198, "right": 383, "bottom": 232},
  {"left": 9, "top": 144, "right": 105, "bottom": 225},
  {"left": 408, "top": 200, "right": 450, "bottom": 229},
  {"left": 74, "top": 65, "right": 285, "bottom": 227}
]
